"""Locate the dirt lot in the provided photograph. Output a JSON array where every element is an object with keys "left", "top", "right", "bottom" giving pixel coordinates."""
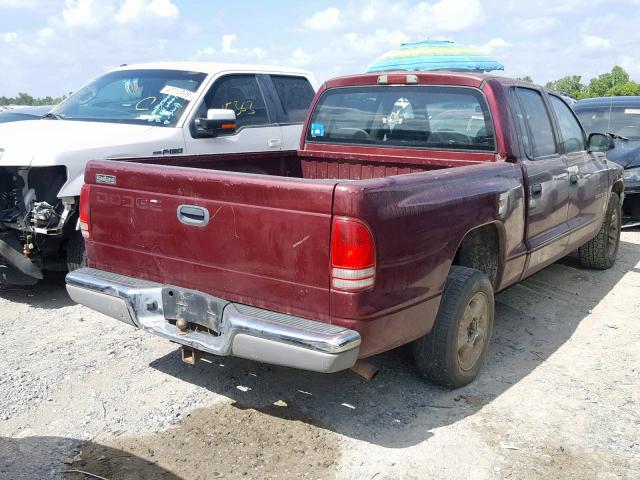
[{"left": 0, "top": 232, "right": 639, "bottom": 480}]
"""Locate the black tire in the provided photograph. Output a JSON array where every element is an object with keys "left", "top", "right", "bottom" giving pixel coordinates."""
[
  {"left": 413, "top": 266, "right": 495, "bottom": 389},
  {"left": 66, "top": 231, "right": 87, "bottom": 272},
  {"left": 578, "top": 193, "right": 621, "bottom": 270}
]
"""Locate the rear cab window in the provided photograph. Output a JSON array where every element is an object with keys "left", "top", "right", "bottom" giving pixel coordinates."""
[
  {"left": 271, "top": 75, "right": 315, "bottom": 123},
  {"left": 306, "top": 85, "right": 495, "bottom": 151}
]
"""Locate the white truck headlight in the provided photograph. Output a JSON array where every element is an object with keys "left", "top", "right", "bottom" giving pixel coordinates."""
[{"left": 623, "top": 167, "right": 640, "bottom": 182}]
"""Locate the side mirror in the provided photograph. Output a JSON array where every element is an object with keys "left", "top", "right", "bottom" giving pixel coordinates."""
[
  {"left": 193, "top": 109, "right": 237, "bottom": 138},
  {"left": 588, "top": 133, "right": 615, "bottom": 153}
]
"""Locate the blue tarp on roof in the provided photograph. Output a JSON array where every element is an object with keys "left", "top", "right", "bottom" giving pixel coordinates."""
[{"left": 367, "top": 40, "right": 504, "bottom": 73}]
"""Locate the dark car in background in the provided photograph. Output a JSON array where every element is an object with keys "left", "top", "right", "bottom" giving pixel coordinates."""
[
  {"left": 0, "top": 105, "right": 53, "bottom": 123},
  {"left": 575, "top": 96, "right": 640, "bottom": 227}
]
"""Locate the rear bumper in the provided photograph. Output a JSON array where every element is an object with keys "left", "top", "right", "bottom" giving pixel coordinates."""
[{"left": 65, "top": 268, "right": 360, "bottom": 373}]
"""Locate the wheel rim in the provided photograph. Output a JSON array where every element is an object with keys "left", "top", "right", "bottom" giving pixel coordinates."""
[
  {"left": 456, "top": 292, "right": 489, "bottom": 372},
  {"left": 608, "top": 210, "right": 620, "bottom": 258}
]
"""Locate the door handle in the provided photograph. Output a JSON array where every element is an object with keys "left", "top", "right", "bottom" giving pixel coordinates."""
[
  {"left": 531, "top": 183, "right": 543, "bottom": 197},
  {"left": 177, "top": 205, "right": 210, "bottom": 227},
  {"left": 570, "top": 174, "right": 578, "bottom": 185},
  {"left": 268, "top": 139, "right": 282, "bottom": 148}
]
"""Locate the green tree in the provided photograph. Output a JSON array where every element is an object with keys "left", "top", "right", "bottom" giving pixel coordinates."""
[
  {"left": 610, "top": 81, "right": 640, "bottom": 96},
  {"left": 546, "top": 75, "right": 584, "bottom": 98},
  {"left": 546, "top": 66, "right": 640, "bottom": 99},
  {"left": 585, "top": 65, "right": 631, "bottom": 98},
  {"left": 0, "top": 93, "right": 65, "bottom": 106},
  {"left": 518, "top": 76, "right": 534, "bottom": 83},
  {"left": 15, "top": 92, "right": 35, "bottom": 105}
]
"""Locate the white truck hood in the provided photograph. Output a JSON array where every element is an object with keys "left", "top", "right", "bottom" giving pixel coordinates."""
[
  {"left": 0, "top": 119, "right": 181, "bottom": 166},
  {"left": 0, "top": 119, "right": 184, "bottom": 197}
]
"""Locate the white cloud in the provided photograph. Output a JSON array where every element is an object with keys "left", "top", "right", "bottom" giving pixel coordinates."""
[
  {"left": 473, "top": 37, "right": 513, "bottom": 54},
  {"left": 62, "top": 0, "right": 102, "bottom": 28},
  {"left": 116, "top": 0, "right": 178, "bottom": 24},
  {"left": 58, "top": 0, "right": 179, "bottom": 27},
  {"left": 582, "top": 34, "right": 611, "bottom": 49},
  {"left": 0, "top": 0, "right": 43, "bottom": 7},
  {"left": 222, "top": 34, "right": 237, "bottom": 53},
  {"left": 0, "top": 31, "right": 18, "bottom": 43},
  {"left": 195, "top": 46, "right": 215, "bottom": 58},
  {"left": 314, "top": 0, "right": 483, "bottom": 35},
  {"left": 304, "top": 7, "right": 342, "bottom": 31},
  {"left": 580, "top": 14, "right": 617, "bottom": 32},
  {"left": 37, "top": 27, "right": 54, "bottom": 45},
  {"left": 409, "top": 0, "right": 484, "bottom": 33},
  {"left": 291, "top": 48, "right": 312, "bottom": 67},
  {"left": 292, "top": 0, "right": 484, "bottom": 81},
  {"left": 522, "top": 17, "right": 560, "bottom": 33},
  {"left": 248, "top": 48, "right": 267, "bottom": 60},
  {"left": 194, "top": 35, "right": 267, "bottom": 61},
  {"left": 360, "top": 1, "right": 378, "bottom": 23},
  {"left": 222, "top": 34, "right": 266, "bottom": 59},
  {"left": 148, "top": 0, "right": 178, "bottom": 17},
  {"left": 344, "top": 29, "right": 409, "bottom": 55}
]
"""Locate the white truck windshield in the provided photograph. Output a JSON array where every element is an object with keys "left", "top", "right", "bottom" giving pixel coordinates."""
[{"left": 51, "top": 69, "right": 207, "bottom": 127}]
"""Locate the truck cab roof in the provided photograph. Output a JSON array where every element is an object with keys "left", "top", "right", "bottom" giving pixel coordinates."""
[
  {"left": 322, "top": 71, "right": 539, "bottom": 90},
  {"left": 113, "top": 61, "right": 314, "bottom": 78}
]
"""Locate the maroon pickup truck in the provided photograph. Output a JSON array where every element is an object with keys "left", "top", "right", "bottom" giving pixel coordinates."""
[{"left": 66, "top": 72, "right": 623, "bottom": 388}]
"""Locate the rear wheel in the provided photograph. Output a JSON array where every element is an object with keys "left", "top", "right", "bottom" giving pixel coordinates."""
[
  {"left": 578, "top": 193, "right": 621, "bottom": 270},
  {"left": 66, "top": 230, "right": 87, "bottom": 272},
  {"left": 413, "top": 266, "right": 495, "bottom": 389}
]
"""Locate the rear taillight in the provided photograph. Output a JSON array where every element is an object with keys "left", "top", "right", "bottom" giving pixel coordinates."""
[
  {"left": 79, "top": 184, "right": 91, "bottom": 240},
  {"left": 330, "top": 217, "right": 376, "bottom": 291}
]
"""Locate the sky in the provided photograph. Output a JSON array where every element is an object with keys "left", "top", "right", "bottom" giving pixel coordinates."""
[{"left": 1, "top": 0, "right": 640, "bottom": 97}]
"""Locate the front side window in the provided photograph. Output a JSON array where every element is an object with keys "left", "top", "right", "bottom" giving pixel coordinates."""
[
  {"left": 306, "top": 86, "right": 495, "bottom": 151},
  {"left": 550, "top": 95, "right": 585, "bottom": 154},
  {"left": 197, "top": 75, "right": 269, "bottom": 128},
  {"left": 271, "top": 75, "right": 315, "bottom": 123},
  {"left": 515, "top": 88, "right": 558, "bottom": 158},
  {"left": 51, "top": 69, "right": 207, "bottom": 126}
]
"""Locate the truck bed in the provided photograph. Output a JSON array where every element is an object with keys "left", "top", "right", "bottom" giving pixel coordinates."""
[{"left": 131, "top": 148, "right": 494, "bottom": 180}]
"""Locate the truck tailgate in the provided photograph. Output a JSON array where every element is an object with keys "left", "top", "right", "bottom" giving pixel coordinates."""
[{"left": 84, "top": 160, "right": 337, "bottom": 319}]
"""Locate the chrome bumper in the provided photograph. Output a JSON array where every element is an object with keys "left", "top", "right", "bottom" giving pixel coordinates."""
[{"left": 65, "top": 268, "right": 360, "bottom": 373}]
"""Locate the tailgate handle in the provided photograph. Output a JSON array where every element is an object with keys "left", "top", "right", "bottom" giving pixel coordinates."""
[{"left": 177, "top": 205, "right": 210, "bottom": 227}]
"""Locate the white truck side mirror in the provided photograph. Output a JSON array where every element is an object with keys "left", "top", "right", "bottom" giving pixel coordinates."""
[{"left": 193, "top": 109, "right": 237, "bottom": 138}]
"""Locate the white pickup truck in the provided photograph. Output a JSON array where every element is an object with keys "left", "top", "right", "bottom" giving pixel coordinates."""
[{"left": 0, "top": 62, "right": 316, "bottom": 285}]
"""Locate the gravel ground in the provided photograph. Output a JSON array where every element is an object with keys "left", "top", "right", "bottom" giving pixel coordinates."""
[{"left": 0, "top": 232, "right": 639, "bottom": 480}]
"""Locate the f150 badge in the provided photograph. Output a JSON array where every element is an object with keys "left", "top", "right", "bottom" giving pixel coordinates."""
[
  {"left": 152, "top": 148, "right": 184, "bottom": 155},
  {"left": 96, "top": 174, "right": 117, "bottom": 185}
]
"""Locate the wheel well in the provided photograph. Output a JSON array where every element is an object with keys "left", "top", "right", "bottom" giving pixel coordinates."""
[
  {"left": 612, "top": 180, "right": 624, "bottom": 198},
  {"left": 453, "top": 223, "right": 502, "bottom": 289}
]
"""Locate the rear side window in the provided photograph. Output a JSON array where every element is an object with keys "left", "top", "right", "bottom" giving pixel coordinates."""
[
  {"left": 271, "top": 75, "right": 315, "bottom": 123},
  {"left": 198, "top": 74, "right": 270, "bottom": 128},
  {"left": 549, "top": 95, "right": 585, "bottom": 154},
  {"left": 306, "top": 85, "right": 495, "bottom": 151},
  {"left": 509, "top": 89, "right": 532, "bottom": 157},
  {"left": 515, "top": 88, "right": 557, "bottom": 158}
]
